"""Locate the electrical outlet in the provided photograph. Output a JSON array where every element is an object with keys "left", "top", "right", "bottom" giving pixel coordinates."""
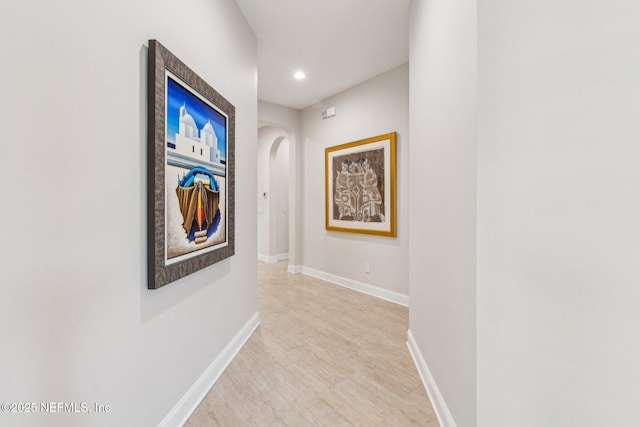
[{"left": 364, "top": 261, "right": 370, "bottom": 273}]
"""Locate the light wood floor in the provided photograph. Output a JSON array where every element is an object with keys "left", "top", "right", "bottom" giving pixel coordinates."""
[{"left": 186, "top": 261, "right": 439, "bottom": 426}]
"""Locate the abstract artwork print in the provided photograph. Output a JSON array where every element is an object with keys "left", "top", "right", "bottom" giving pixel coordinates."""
[
  {"left": 164, "top": 72, "right": 228, "bottom": 265},
  {"left": 325, "top": 132, "right": 396, "bottom": 237}
]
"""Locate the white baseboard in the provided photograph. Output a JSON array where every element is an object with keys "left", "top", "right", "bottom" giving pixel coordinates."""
[
  {"left": 300, "top": 266, "right": 409, "bottom": 307},
  {"left": 158, "top": 312, "right": 260, "bottom": 427},
  {"left": 257, "top": 253, "right": 289, "bottom": 263},
  {"left": 407, "top": 330, "right": 456, "bottom": 427},
  {"left": 288, "top": 264, "right": 303, "bottom": 274}
]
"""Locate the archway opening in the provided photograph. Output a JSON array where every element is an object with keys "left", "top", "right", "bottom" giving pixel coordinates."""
[
  {"left": 257, "top": 127, "right": 291, "bottom": 263},
  {"left": 269, "top": 137, "right": 289, "bottom": 258}
]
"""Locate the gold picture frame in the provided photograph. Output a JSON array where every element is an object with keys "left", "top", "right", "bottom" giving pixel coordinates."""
[{"left": 325, "top": 132, "right": 396, "bottom": 237}]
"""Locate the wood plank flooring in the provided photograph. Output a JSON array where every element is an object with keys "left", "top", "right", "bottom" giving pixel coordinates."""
[{"left": 185, "top": 261, "right": 439, "bottom": 426}]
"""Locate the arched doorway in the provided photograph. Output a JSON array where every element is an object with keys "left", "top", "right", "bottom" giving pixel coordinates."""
[
  {"left": 257, "top": 127, "right": 290, "bottom": 262},
  {"left": 269, "top": 136, "right": 289, "bottom": 258}
]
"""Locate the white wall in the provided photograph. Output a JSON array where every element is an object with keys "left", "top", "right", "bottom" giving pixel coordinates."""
[
  {"left": 258, "top": 101, "right": 303, "bottom": 267},
  {"left": 408, "top": 0, "right": 477, "bottom": 426},
  {"left": 477, "top": 1, "right": 640, "bottom": 426},
  {"left": 300, "top": 64, "right": 409, "bottom": 296},
  {"left": 0, "top": 1, "right": 257, "bottom": 426}
]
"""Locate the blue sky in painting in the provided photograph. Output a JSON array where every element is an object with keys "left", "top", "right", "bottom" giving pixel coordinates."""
[{"left": 166, "top": 75, "right": 226, "bottom": 161}]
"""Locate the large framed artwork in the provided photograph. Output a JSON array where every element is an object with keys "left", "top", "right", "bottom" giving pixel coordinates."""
[
  {"left": 147, "top": 40, "right": 235, "bottom": 289},
  {"left": 325, "top": 132, "right": 396, "bottom": 237}
]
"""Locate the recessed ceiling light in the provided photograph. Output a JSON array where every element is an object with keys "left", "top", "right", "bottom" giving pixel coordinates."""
[{"left": 294, "top": 71, "right": 306, "bottom": 80}]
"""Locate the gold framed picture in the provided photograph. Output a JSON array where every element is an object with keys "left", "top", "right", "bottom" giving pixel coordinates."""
[{"left": 325, "top": 132, "right": 396, "bottom": 237}]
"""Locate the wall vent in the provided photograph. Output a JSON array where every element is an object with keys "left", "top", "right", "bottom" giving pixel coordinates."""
[{"left": 322, "top": 106, "right": 336, "bottom": 119}]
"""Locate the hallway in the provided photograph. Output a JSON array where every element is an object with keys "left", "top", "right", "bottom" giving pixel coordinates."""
[{"left": 186, "top": 261, "right": 439, "bottom": 426}]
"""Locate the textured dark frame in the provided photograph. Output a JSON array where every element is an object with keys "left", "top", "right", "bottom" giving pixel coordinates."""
[{"left": 147, "top": 40, "right": 235, "bottom": 289}]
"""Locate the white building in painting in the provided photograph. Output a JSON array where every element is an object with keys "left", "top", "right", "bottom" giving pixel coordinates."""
[
  {"left": 200, "top": 120, "right": 221, "bottom": 163},
  {"left": 173, "top": 104, "right": 221, "bottom": 163}
]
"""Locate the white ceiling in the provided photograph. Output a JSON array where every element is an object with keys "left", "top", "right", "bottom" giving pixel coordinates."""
[{"left": 234, "top": 0, "right": 410, "bottom": 110}]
